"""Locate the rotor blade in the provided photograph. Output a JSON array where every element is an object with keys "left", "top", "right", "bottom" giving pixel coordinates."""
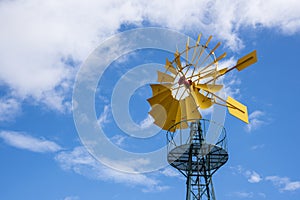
[
  {"left": 194, "top": 83, "right": 223, "bottom": 93},
  {"left": 165, "top": 58, "right": 177, "bottom": 75},
  {"left": 174, "top": 50, "right": 182, "bottom": 71},
  {"left": 196, "top": 33, "right": 202, "bottom": 46},
  {"left": 147, "top": 89, "right": 172, "bottom": 106},
  {"left": 149, "top": 95, "right": 174, "bottom": 128},
  {"left": 191, "top": 34, "right": 202, "bottom": 63},
  {"left": 205, "top": 35, "right": 213, "bottom": 47},
  {"left": 236, "top": 50, "right": 257, "bottom": 71},
  {"left": 227, "top": 96, "right": 249, "bottom": 123},
  {"left": 174, "top": 102, "right": 189, "bottom": 129},
  {"left": 163, "top": 99, "right": 180, "bottom": 131},
  {"left": 150, "top": 83, "right": 172, "bottom": 96},
  {"left": 190, "top": 86, "right": 214, "bottom": 109},
  {"left": 186, "top": 37, "right": 190, "bottom": 62},
  {"left": 185, "top": 95, "right": 202, "bottom": 120},
  {"left": 157, "top": 71, "right": 175, "bottom": 83}
]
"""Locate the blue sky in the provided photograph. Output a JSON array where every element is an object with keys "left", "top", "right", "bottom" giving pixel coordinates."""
[{"left": 0, "top": 1, "right": 300, "bottom": 200}]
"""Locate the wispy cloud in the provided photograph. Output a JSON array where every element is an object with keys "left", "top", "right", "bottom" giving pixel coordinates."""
[
  {"left": 138, "top": 114, "right": 154, "bottom": 130},
  {"left": 63, "top": 196, "right": 80, "bottom": 200},
  {"left": 231, "top": 191, "right": 254, "bottom": 198},
  {"left": 0, "top": 131, "right": 62, "bottom": 153},
  {"left": 230, "top": 165, "right": 262, "bottom": 183},
  {"left": 245, "top": 110, "right": 266, "bottom": 132},
  {"left": 55, "top": 146, "right": 169, "bottom": 192},
  {"left": 97, "top": 105, "right": 111, "bottom": 127},
  {"left": 251, "top": 144, "right": 265, "bottom": 150},
  {"left": 266, "top": 176, "right": 300, "bottom": 192},
  {"left": 110, "top": 134, "right": 127, "bottom": 147},
  {"left": 0, "top": 97, "right": 21, "bottom": 122}
]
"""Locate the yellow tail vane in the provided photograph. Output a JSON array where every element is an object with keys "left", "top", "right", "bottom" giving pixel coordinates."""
[
  {"left": 227, "top": 96, "right": 249, "bottom": 123},
  {"left": 236, "top": 50, "right": 257, "bottom": 71},
  {"left": 147, "top": 34, "right": 257, "bottom": 131}
]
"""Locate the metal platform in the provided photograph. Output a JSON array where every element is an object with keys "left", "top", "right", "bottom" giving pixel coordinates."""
[{"left": 168, "top": 143, "right": 228, "bottom": 172}]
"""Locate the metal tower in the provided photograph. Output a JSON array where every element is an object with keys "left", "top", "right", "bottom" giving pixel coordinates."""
[{"left": 167, "top": 119, "right": 228, "bottom": 200}]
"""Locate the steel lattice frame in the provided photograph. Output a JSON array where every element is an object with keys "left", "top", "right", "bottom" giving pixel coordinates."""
[{"left": 167, "top": 119, "right": 228, "bottom": 200}]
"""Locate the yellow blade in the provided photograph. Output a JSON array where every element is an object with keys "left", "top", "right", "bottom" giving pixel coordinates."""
[
  {"left": 157, "top": 71, "right": 175, "bottom": 83},
  {"left": 150, "top": 84, "right": 172, "bottom": 96},
  {"left": 196, "top": 33, "right": 202, "bottom": 46},
  {"left": 209, "top": 42, "right": 221, "bottom": 55},
  {"left": 185, "top": 95, "right": 202, "bottom": 120},
  {"left": 227, "top": 96, "right": 249, "bottom": 123},
  {"left": 194, "top": 84, "right": 223, "bottom": 93},
  {"left": 186, "top": 37, "right": 189, "bottom": 61},
  {"left": 174, "top": 102, "right": 189, "bottom": 129},
  {"left": 163, "top": 99, "right": 180, "bottom": 131},
  {"left": 205, "top": 35, "right": 213, "bottom": 47},
  {"left": 174, "top": 50, "right": 182, "bottom": 70},
  {"left": 149, "top": 95, "right": 174, "bottom": 128},
  {"left": 190, "top": 86, "right": 214, "bottom": 109},
  {"left": 147, "top": 89, "right": 171, "bottom": 106},
  {"left": 236, "top": 50, "right": 257, "bottom": 71},
  {"left": 165, "top": 58, "right": 177, "bottom": 75},
  {"left": 179, "top": 99, "right": 188, "bottom": 121}
]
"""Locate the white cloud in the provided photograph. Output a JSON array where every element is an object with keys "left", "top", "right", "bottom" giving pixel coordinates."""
[
  {"left": 232, "top": 191, "right": 254, "bottom": 198},
  {"left": 63, "top": 196, "right": 80, "bottom": 200},
  {"left": 245, "top": 110, "right": 266, "bottom": 132},
  {"left": 1, "top": 0, "right": 300, "bottom": 115},
  {"left": 0, "top": 97, "right": 21, "bottom": 121},
  {"left": 110, "top": 134, "right": 127, "bottom": 147},
  {"left": 266, "top": 176, "right": 300, "bottom": 192},
  {"left": 97, "top": 105, "right": 111, "bottom": 127},
  {"left": 160, "top": 167, "right": 181, "bottom": 178},
  {"left": 55, "top": 146, "right": 169, "bottom": 192},
  {"left": 231, "top": 165, "right": 262, "bottom": 183},
  {"left": 0, "top": 131, "right": 62, "bottom": 153},
  {"left": 251, "top": 144, "right": 265, "bottom": 150},
  {"left": 138, "top": 114, "right": 154, "bottom": 129},
  {"left": 245, "top": 170, "right": 262, "bottom": 183}
]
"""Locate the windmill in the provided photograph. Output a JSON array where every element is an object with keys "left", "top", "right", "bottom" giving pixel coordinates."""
[{"left": 147, "top": 34, "right": 257, "bottom": 200}]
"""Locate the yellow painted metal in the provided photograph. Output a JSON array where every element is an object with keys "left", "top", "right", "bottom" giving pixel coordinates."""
[
  {"left": 190, "top": 86, "right": 214, "bottom": 109},
  {"left": 147, "top": 89, "right": 172, "bottom": 106},
  {"left": 227, "top": 96, "right": 249, "bottom": 123},
  {"left": 149, "top": 95, "right": 174, "bottom": 128},
  {"left": 195, "top": 84, "right": 223, "bottom": 93},
  {"left": 236, "top": 50, "right": 257, "bottom": 71},
  {"left": 157, "top": 71, "right": 175, "bottom": 83},
  {"left": 165, "top": 58, "right": 177, "bottom": 75},
  {"left": 163, "top": 99, "right": 180, "bottom": 131},
  {"left": 174, "top": 50, "right": 182, "bottom": 70},
  {"left": 150, "top": 84, "right": 172, "bottom": 96},
  {"left": 205, "top": 35, "right": 213, "bottom": 47},
  {"left": 185, "top": 95, "right": 202, "bottom": 119},
  {"left": 196, "top": 33, "right": 202, "bottom": 46},
  {"left": 186, "top": 37, "right": 189, "bottom": 61}
]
